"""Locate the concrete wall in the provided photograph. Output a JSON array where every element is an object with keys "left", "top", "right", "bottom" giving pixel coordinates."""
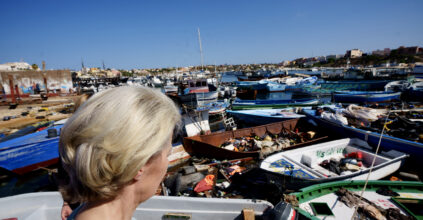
[{"left": 0, "top": 70, "right": 73, "bottom": 95}]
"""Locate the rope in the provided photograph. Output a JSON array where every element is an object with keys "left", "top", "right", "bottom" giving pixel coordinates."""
[{"left": 350, "top": 109, "right": 391, "bottom": 220}]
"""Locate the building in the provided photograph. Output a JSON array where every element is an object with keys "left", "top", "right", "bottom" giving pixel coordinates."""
[
  {"left": 316, "top": 56, "right": 326, "bottom": 62},
  {"left": 281, "top": 60, "right": 291, "bottom": 66},
  {"left": 345, "top": 49, "right": 363, "bottom": 58},
  {"left": 0, "top": 62, "right": 32, "bottom": 71},
  {"left": 326, "top": 54, "right": 344, "bottom": 60},
  {"left": 397, "top": 46, "right": 423, "bottom": 55},
  {"left": 372, "top": 48, "right": 391, "bottom": 56}
]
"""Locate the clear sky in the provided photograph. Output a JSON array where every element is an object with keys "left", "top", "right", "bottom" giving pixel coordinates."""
[{"left": 1, "top": 0, "right": 422, "bottom": 70}]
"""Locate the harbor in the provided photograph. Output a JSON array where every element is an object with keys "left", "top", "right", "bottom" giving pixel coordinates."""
[
  {"left": 1, "top": 1, "right": 423, "bottom": 219},
  {"left": 0, "top": 61, "right": 423, "bottom": 219}
]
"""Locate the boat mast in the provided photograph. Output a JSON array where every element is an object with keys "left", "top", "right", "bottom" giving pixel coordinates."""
[{"left": 197, "top": 28, "right": 204, "bottom": 71}]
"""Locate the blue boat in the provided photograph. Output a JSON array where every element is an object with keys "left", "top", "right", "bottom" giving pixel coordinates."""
[
  {"left": 303, "top": 109, "right": 423, "bottom": 161},
  {"left": 227, "top": 108, "right": 305, "bottom": 125},
  {"left": 0, "top": 125, "right": 62, "bottom": 175},
  {"left": 333, "top": 91, "right": 401, "bottom": 103},
  {"left": 231, "top": 98, "right": 319, "bottom": 110},
  {"left": 234, "top": 81, "right": 268, "bottom": 90}
]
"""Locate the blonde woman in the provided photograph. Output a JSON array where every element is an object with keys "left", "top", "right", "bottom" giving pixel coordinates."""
[{"left": 59, "top": 86, "right": 180, "bottom": 220}]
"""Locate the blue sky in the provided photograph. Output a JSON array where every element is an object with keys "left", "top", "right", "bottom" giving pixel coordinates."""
[{"left": 1, "top": 0, "right": 422, "bottom": 70}]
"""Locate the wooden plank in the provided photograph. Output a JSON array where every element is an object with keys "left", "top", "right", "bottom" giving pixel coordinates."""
[{"left": 242, "top": 208, "right": 255, "bottom": 220}]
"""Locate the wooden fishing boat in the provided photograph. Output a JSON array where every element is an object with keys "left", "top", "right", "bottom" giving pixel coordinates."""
[
  {"left": 231, "top": 98, "right": 319, "bottom": 110},
  {"left": 333, "top": 91, "right": 401, "bottom": 103},
  {"left": 0, "top": 192, "right": 273, "bottom": 220},
  {"left": 227, "top": 108, "right": 306, "bottom": 126},
  {"left": 303, "top": 109, "right": 423, "bottom": 162},
  {"left": 289, "top": 180, "right": 423, "bottom": 220},
  {"left": 260, "top": 138, "right": 407, "bottom": 190},
  {"left": 183, "top": 118, "right": 328, "bottom": 160},
  {"left": 0, "top": 125, "right": 62, "bottom": 175}
]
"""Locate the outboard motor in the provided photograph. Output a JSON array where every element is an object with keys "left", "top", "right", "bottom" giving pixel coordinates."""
[{"left": 262, "top": 202, "right": 297, "bottom": 220}]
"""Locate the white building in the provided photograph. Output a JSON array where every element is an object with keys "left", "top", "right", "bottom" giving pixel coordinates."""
[
  {"left": 0, "top": 62, "right": 32, "bottom": 71},
  {"left": 346, "top": 49, "right": 363, "bottom": 58}
]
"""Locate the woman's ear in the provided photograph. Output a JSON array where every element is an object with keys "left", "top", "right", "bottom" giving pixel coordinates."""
[{"left": 134, "top": 169, "right": 143, "bottom": 180}]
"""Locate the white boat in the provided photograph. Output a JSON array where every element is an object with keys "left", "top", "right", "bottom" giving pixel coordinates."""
[
  {"left": 280, "top": 77, "right": 303, "bottom": 85},
  {"left": 260, "top": 138, "right": 407, "bottom": 190},
  {"left": 226, "top": 108, "right": 305, "bottom": 125},
  {"left": 164, "top": 85, "right": 178, "bottom": 94},
  {"left": 182, "top": 110, "right": 210, "bottom": 137},
  {"left": 180, "top": 91, "right": 218, "bottom": 108},
  {"left": 152, "top": 76, "right": 163, "bottom": 87},
  {"left": 384, "top": 80, "right": 410, "bottom": 92},
  {"left": 0, "top": 192, "right": 273, "bottom": 220}
]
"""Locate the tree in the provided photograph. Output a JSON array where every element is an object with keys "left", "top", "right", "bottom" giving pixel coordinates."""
[{"left": 32, "top": 64, "right": 39, "bottom": 70}]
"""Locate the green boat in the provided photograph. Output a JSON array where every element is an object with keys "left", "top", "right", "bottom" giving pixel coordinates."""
[{"left": 290, "top": 180, "right": 423, "bottom": 220}]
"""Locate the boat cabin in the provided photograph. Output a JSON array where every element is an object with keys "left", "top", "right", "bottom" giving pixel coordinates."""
[{"left": 183, "top": 79, "right": 209, "bottom": 94}]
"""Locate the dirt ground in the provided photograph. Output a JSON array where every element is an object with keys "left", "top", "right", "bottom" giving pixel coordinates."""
[{"left": 0, "top": 95, "right": 82, "bottom": 133}]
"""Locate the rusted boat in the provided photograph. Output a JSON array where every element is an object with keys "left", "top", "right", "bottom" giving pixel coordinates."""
[{"left": 183, "top": 118, "right": 329, "bottom": 159}]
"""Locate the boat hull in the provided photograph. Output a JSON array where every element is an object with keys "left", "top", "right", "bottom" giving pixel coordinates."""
[
  {"left": 0, "top": 192, "right": 273, "bottom": 220},
  {"left": 235, "top": 81, "right": 268, "bottom": 90},
  {"left": 333, "top": 91, "right": 401, "bottom": 103},
  {"left": 227, "top": 109, "right": 305, "bottom": 126},
  {"left": 0, "top": 125, "right": 62, "bottom": 175},
  {"left": 231, "top": 98, "right": 319, "bottom": 110}
]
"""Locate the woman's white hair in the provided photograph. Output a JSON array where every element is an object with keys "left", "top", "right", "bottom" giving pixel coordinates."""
[{"left": 59, "top": 86, "right": 180, "bottom": 203}]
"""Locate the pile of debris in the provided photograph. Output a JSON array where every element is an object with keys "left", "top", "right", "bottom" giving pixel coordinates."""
[
  {"left": 319, "top": 152, "right": 365, "bottom": 176},
  {"left": 219, "top": 130, "right": 317, "bottom": 157}
]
